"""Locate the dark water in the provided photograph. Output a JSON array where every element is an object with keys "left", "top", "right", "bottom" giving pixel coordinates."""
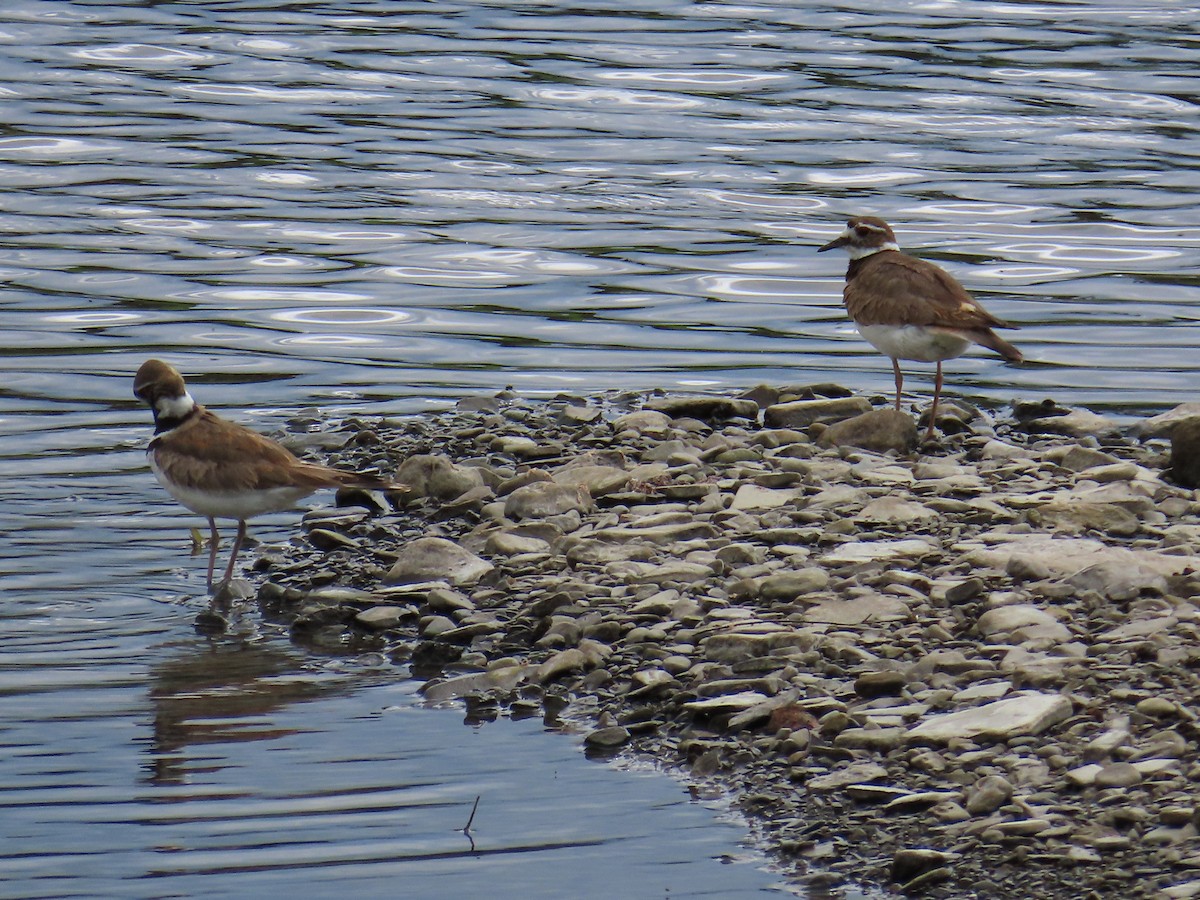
[{"left": 1, "top": 0, "right": 1198, "bottom": 896}]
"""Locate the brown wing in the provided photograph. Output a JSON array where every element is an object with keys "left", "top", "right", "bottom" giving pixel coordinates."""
[
  {"left": 845, "top": 251, "right": 1012, "bottom": 330},
  {"left": 152, "top": 408, "right": 377, "bottom": 494}
]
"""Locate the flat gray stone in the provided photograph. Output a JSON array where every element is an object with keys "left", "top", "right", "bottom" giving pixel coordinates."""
[
  {"left": 907, "top": 691, "right": 1072, "bottom": 744},
  {"left": 817, "top": 408, "right": 918, "bottom": 454},
  {"left": 384, "top": 536, "right": 494, "bottom": 586},
  {"left": 646, "top": 396, "right": 759, "bottom": 421},
  {"left": 730, "top": 484, "right": 799, "bottom": 511},
  {"left": 764, "top": 396, "right": 872, "bottom": 429},
  {"left": 551, "top": 464, "right": 631, "bottom": 497},
  {"left": 397, "top": 453, "right": 486, "bottom": 500},
  {"left": 821, "top": 539, "right": 934, "bottom": 566},
  {"left": 976, "top": 604, "right": 1071, "bottom": 644},
  {"left": 504, "top": 481, "right": 593, "bottom": 519},
  {"left": 1133, "top": 402, "right": 1200, "bottom": 439}
]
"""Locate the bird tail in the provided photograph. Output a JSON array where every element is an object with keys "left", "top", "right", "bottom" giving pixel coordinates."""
[
  {"left": 970, "top": 328, "right": 1024, "bottom": 363},
  {"left": 293, "top": 463, "right": 406, "bottom": 492},
  {"left": 333, "top": 470, "right": 407, "bottom": 492}
]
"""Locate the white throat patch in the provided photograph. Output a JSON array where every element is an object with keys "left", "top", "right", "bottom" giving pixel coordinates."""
[
  {"left": 848, "top": 241, "right": 899, "bottom": 260},
  {"left": 156, "top": 391, "right": 195, "bottom": 421}
]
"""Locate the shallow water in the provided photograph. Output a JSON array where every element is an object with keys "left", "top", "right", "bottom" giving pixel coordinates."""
[{"left": 1, "top": 0, "right": 1198, "bottom": 896}]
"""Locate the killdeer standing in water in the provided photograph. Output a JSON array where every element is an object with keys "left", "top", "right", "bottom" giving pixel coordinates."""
[
  {"left": 818, "top": 216, "right": 1023, "bottom": 440},
  {"left": 134, "top": 359, "right": 402, "bottom": 592}
]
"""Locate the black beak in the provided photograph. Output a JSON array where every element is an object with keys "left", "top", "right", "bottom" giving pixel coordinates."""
[{"left": 818, "top": 235, "right": 848, "bottom": 253}]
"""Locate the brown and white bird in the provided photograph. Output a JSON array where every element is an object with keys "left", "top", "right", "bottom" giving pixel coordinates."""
[
  {"left": 134, "top": 359, "right": 401, "bottom": 592},
  {"left": 818, "top": 216, "right": 1023, "bottom": 440}
]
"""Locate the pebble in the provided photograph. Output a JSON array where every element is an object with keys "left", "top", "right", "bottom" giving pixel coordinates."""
[{"left": 384, "top": 536, "right": 494, "bottom": 586}]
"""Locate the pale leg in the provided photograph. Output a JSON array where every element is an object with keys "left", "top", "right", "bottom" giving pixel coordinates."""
[
  {"left": 220, "top": 519, "right": 248, "bottom": 588},
  {"left": 926, "top": 361, "right": 944, "bottom": 441},
  {"left": 205, "top": 517, "right": 219, "bottom": 590},
  {"left": 891, "top": 358, "right": 903, "bottom": 411}
]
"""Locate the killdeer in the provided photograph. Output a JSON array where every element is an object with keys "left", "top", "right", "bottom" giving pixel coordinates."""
[
  {"left": 134, "top": 359, "right": 402, "bottom": 591},
  {"left": 818, "top": 216, "right": 1023, "bottom": 440}
]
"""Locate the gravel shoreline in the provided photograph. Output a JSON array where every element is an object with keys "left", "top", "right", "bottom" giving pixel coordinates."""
[{"left": 229, "top": 385, "right": 1200, "bottom": 899}]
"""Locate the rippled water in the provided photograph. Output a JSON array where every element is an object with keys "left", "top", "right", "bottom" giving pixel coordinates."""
[{"left": 2, "top": 0, "right": 1198, "bottom": 896}]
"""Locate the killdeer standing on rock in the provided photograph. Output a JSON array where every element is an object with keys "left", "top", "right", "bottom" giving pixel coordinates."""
[
  {"left": 134, "top": 359, "right": 402, "bottom": 592},
  {"left": 818, "top": 216, "right": 1023, "bottom": 440}
]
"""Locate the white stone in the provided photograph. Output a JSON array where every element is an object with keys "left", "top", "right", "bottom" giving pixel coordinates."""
[
  {"left": 805, "top": 594, "right": 910, "bottom": 625},
  {"left": 683, "top": 691, "right": 771, "bottom": 713},
  {"left": 977, "top": 604, "right": 1071, "bottom": 643},
  {"left": 385, "top": 537, "right": 494, "bottom": 586},
  {"left": 855, "top": 496, "right": 937, "bottom": 524},
  {"left": 822, "top": 539, "right": 935, "bottom": 566},
  {"left": 730, "top": 483, "right": 799, "bottom": 511},
  {"left": 906, "top": 691, "right": 1072, "bottom": 744}
]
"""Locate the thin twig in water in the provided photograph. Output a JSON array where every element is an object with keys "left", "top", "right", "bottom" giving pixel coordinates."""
[{"left": 463, "top": 795, "right": 480, "bottom": 835}]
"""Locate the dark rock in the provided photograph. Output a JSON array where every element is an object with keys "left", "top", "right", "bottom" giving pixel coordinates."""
[
  {"left": 854, "top": 670, "right": 909, "bottom": 698},
  {"left": 397, "top": 454, "right": 485, "bottom": 500},
  {"left": 645, "top": 396, "right": 759, "bottom": 421},
  {"left": 765, "top": 396, "right": 872, "bottom": 429},
  {"left": 384, "top": 536, "right": 494, "bottom": 585},
  {"left": 584, "top": 725, "right": 632, "bottom": 748},
  {"left": 891, "top": 848, "right": 955, "bottom": 885},
  {"left": 1171, "top": 418, "right": 1200, "bottom": 487}
]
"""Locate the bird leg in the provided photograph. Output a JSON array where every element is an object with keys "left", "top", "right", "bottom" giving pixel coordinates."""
[
  {"left": 219, "top": 519, "right": 248, "bottom": 589},
  {"left": 891, "top": 358, "right": 904, "bottom": 411},
  {"left": 926, "top": 361, "right": 944, "bottom": 442},
  {"left": 205, "top": 517, "right": 220, "bottom": 590}
]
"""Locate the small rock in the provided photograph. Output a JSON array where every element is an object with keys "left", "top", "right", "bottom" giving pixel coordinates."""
[
  {"left": 307, "top": 528, "right": 362, "bottom": 552},
  {"left": 537, "top": 648, "right": 589, "bottom": 682},
  {"left": 856, "top": 496, "right": 936, "bottom": 524},
  {"left": 397, "top": 454, "right": 485, "bottom": 500},
  {"left": 485, "top": 531, "right": 552, "bottom": 556},
  {"left": 965, "top": 775, "right": 1013, "bottom": 815},
  {"left": 1020, "top": 406, "right": 1120, "bottom": 438},
  {"left": 1133, "top": 402, "right": 1200, "bottom": 439},
  {"left": 504, "top": 481, "right": 593, "bottom": 519},
  {"left": 816, "top": 408, "right": 918, "bottom": 454},
  {"left": 907, "top": 691, "right": 1072, "bottom": 744},
  {"left": 551, "top": 465, "right": 631, "bottom": 497},
  {"left": 1065, "top": 558, "right": 1167, "bottom": 601},
  {"left": 1093, "top": 762, "right": 1142, "bottom": 788},
  {"left": 805, "top": 594, "right": 909, "bottom": 626},
  {"left": 613, "top": 410, "right": 672, "bottom": 435},
  {"left": 1136, "top": 696, "right": 1179, "bottom": 719},
  {"left": 584, "top": 725, "right": 632, "bottom": 748},
  {"left": 645, "top": 396, "right": 758, "bottom": 421},
  {"left": 854, "top": 670, "right": 909, "bottom": 698},
  {"left": 757, "top": 569, "right": 830, "bottom": 600},
  {"left": 384, "top": 537, "right": 494, "bottom": 586},
  {"left": 976, "top": 604, "right": 1071, "bottom": 644},
  {"left": 730, "top": 484, "right": 799, "bottom": 511},
  {"left": 764, "top": 396, "right": 872, "bottom": 429},
  {"left": 821, "top": 539, "right": 934, "bottom": 566},
  {"left": 1171, "top": 418, "right": 1200, "bottom": 488},
  {"left": 355, "top": 606, "right": 413, "bottom": 630},
  {"left": 892, "top": 848, "right": 956, "bottom": 886}
]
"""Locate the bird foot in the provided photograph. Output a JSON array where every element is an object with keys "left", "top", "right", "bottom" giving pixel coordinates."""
[{"left": 210, "top": 577, "right": 255, "bottom": 605}]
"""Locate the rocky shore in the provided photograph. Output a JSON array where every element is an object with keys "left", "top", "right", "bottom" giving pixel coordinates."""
[{"left": 235, "top": 385, "right": 1200, "bottom": 899}]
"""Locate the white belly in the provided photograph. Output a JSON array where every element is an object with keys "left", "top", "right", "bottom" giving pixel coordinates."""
[
  {"left": 149, "top": 455, "right": 315, "bottom": 520},
  {"left": 858, "top": 324, "right": 971, "bottom": 363}
]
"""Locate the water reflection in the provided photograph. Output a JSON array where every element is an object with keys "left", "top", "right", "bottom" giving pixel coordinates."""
[{"left": 145, "top": 639, "right": 334, "bottom": 786}]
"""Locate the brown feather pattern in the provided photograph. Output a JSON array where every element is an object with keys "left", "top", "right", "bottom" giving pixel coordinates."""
[
  {"left": 149, "top": 406, "right": 393, "bottom": 495},
  {"left": 844, "top": 251, "right": 1022, "bottom": 363}
]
